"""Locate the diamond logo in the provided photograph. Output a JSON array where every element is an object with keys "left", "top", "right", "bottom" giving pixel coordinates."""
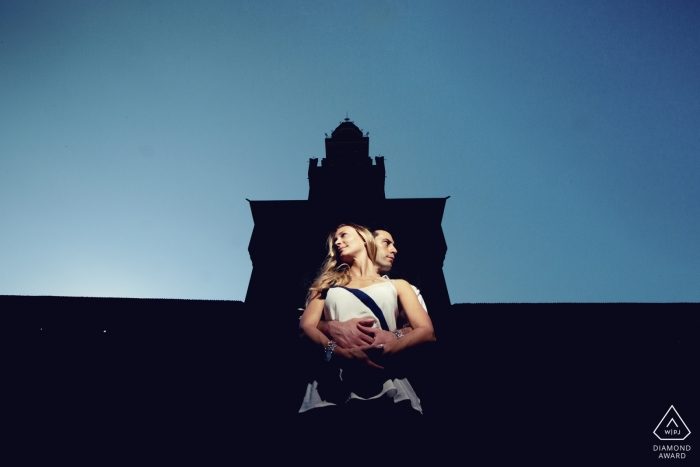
[{"left": 654, "top": 405, "right": 691, "bottom": 441}]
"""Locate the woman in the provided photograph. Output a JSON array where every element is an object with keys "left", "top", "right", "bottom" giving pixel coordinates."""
[{"left": 298, "top": 223, "right": 436, "bottom": 415}]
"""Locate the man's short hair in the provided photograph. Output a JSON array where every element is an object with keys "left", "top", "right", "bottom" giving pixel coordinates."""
[{"left": 371, "top": 227, "right": 391, "bottom": 237}]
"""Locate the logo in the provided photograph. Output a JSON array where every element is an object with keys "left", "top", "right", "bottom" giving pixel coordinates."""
[{"left": 654, "top": 405, "right": 691, "bottom": 441}]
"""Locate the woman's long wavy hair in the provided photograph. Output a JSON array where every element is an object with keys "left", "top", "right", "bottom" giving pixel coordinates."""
[{"left": 306, "top": 223, "right": 378, "bottom": 305}]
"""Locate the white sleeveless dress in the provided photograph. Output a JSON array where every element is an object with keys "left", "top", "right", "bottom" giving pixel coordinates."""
[{"left": 298, "top": 280, "right": 422, "bottom": 413}]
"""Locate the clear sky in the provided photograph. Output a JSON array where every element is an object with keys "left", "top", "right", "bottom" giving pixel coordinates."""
[{"left": 1, "top": 1, "right": 698, "bottom": 303}]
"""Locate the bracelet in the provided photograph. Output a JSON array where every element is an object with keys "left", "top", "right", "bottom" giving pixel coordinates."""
[
  {"left": 393, "top": 330, "right": 404, "bottom": 339},
  {"left": 325, "top": 340, "right": 338, "bottom": 362}
]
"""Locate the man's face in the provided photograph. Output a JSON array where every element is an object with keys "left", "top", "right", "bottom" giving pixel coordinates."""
[{"left": 374, "top": 230, "right": 397, "bottom": 273}]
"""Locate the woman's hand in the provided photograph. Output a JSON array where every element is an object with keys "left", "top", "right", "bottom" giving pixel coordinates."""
[{"left": 357, "top": 324, "right": 398, "bottom": 346}]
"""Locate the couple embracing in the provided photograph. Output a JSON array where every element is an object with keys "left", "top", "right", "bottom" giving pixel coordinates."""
[{"left": 298, "top": 223, "right": 436, "bottom": 422}]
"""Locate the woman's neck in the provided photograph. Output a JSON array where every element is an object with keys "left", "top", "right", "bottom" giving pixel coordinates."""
[{"left": 347, "top": 257, "right": 379, "bottom": 279}]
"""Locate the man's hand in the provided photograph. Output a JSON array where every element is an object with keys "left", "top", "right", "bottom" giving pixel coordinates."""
[
  {"left": 318, "top": 318, "right": 376, "bottom": 348},
  {"left": 357, "top": 324, "right": 398, "bottom": 346},
  {"left": 334, "top": 344, "right": 385, "bottom": 370}
]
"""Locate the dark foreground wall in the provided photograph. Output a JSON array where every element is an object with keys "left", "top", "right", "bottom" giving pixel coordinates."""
[{"left": 5, "top": 296, "right": 698, "bottom": 464}]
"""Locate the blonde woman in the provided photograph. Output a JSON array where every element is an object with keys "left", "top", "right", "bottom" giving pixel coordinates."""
[{"left": 298, "top": 223, "right": 436, "bottom": 415}]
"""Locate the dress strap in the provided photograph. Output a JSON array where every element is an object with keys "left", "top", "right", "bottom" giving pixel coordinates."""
[{"left": 331, "top": 286, "right": 390, "bottom": 331}]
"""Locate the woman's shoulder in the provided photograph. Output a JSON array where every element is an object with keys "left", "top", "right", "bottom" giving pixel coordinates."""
[{"left": 390, "top": 279, "right": 412, "bottom": 293}]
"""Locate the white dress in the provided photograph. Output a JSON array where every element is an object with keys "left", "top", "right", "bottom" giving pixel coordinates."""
[{"left": 298, "top": 280, "right": 422, "bottom": 413}]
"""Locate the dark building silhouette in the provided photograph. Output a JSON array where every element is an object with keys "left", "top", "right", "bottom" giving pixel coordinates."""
[
  {"left": 5, "top": 294, "right": 699, "bottom": 464},
  {"left": 8, "top": 119, "right": 697, "bottom": 463},
  {"left": 245, "top": 118, "right": 451, "bottom": 327}
]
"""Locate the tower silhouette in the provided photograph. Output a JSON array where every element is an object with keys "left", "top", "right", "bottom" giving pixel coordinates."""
[
  {"left": 308, "top": 117, "right": 385, "bottom": 201},
  {"left": 245, "top": 118, "right": 450, "bottom": 326}
]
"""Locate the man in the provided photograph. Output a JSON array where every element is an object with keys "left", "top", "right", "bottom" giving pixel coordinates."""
[{"left": 316, "top": 229, "right": 428, "bottom": 348}]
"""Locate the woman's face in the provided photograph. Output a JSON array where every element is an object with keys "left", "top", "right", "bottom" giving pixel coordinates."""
[{"left": 333, "top": 225, "right": 366, "bottom": 261}]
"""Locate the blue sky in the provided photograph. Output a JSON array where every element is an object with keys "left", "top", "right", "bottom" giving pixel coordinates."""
[{"left": 1, "top": 0, "right": 698, "bottom": 302}]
